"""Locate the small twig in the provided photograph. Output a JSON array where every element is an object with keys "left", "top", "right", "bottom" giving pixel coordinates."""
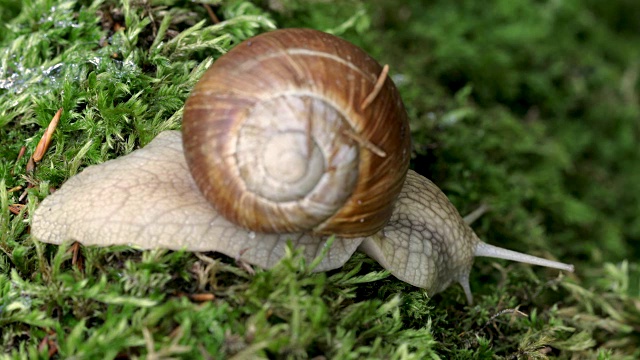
[
  {"left": 18, "top": 184, "right": 33, "bottom": 202},
  {"left": 33, "top": 108, "right": 63, "bottom": 163},
  {"left": 360, "top": 64, "right": 389, "bottom": 111},
  {"left": 8, "top": 204, "right": 26, "bottom": 215},
  {"left": 26, "top": 156, "right": 36, "bottom": 174},
  {"left": 179, "top": 292, "right": 216, "bottom": 302},
  {"left": 478, "top": 307, "right": 528, "bottom": 334},
  {"left": 203, "top": 3, "right": 220, "bottom": 24},
  {"left": 459, "top": 306, "right": 529, "bottom": 349},
  {"left": 70, "top": 242, "right": 85, "bottom": 272},
  {"left": 343, "top": 129, "right": 387, "bottom": 157},
  {"left": 7, "top": 185, "right": 22, "bottom": 193}
]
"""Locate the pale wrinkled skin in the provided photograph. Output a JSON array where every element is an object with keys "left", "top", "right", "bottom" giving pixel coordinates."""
[
  {"left": 359, "top": 171, "right": 478, "bottom": 298},
  {"left": 33, "top": 130, "right": 478, "bottom": 294},
  {"left": 33, "top": 131, "right": 573, "bottom": 303},
  {"left": 32, "top": 131, "right": 362, "bottom": 272}
]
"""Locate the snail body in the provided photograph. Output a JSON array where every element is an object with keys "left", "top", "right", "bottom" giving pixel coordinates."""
[{"left": 32, "top": 29, "right": 573, "bottom": 304}]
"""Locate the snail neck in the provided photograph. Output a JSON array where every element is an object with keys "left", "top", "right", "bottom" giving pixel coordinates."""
[{"left": 474, "top": 242, "right": 574, "bottom": 272}]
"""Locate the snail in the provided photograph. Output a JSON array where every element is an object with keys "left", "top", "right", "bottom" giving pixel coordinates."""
[{"left": 32, "top": 28, "right": 574, "bottom": 304}]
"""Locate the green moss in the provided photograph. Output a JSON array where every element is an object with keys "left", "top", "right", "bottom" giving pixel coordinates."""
[{"left": 1, "top": 0, "right": 640, "bottom": 358}]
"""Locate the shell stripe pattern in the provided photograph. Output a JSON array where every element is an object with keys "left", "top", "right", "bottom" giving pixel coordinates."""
[{"left": 182, "top": 28, "right": 411, "bottom": 236}]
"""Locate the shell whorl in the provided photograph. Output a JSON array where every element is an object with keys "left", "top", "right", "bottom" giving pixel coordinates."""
[{"left": 182, "top": 28, "right": 411, "bottom": 236}]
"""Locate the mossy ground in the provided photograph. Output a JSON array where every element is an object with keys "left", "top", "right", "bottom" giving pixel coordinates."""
[{"left": 1, "top": 0, "right": 639, "bottom": 358}]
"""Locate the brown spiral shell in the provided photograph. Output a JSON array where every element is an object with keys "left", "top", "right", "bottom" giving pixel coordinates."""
[{"left": 182, "top": 28, "right": 411, "bottom": 236}]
